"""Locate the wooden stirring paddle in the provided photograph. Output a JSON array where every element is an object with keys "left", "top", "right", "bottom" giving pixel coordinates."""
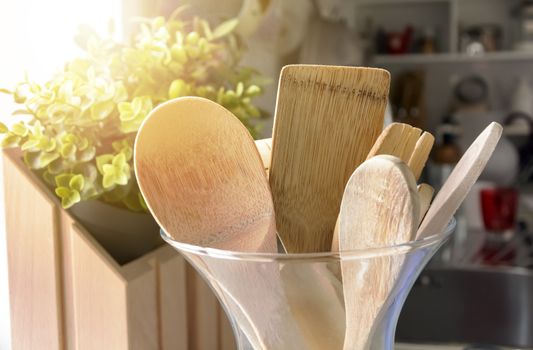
[
  {"left": 134, "top": 96, "right": 307, "bottom": 349},
  {"left": 339, "top": 155, "right": 419, "bottom": 350},
  {"left": 417, "top": 122, "right": 503, "bottom": 239},
  {"left": 270, "top": 65, "right": 390, "bottom": 253}
]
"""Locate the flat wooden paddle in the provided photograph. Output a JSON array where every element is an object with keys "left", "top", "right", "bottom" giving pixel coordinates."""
[
  {"left": 339, "top": 155, "right": 419, "bottom": 349},
  {"left": 417, "top": 122, "right": 503, "bottom": 239},
  {"left": 134, "top": 97, "right": 307, "bottom": 348},
  {"left": 270, "top": 64, "right": 390, "bottom": 253}
]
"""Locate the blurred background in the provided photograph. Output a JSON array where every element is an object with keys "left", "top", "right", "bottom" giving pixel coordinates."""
[{"left": 1, "top": 0, "right": 533, "bottom": 349}]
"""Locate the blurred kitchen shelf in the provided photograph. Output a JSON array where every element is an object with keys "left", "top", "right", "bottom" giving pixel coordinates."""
[
  {"left": 504, "top": 123, "right": 531, "bottom": 137},
  {"left": 372, "top": 51, "right": 533, "bottom": 65},
  {"left": 358, "top": 0, "right": 449, "bottom": 6}
]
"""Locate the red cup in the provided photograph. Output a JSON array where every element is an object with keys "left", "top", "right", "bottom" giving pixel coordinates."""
[{"left": 480, "top": 188, "right": 518, "bottom": 231}]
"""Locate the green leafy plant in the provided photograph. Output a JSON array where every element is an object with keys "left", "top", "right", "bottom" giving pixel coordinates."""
[{"left": 0, "top": 9, "right": 268, "bottom": 211}]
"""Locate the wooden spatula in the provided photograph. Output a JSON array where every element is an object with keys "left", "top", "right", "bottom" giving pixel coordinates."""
[
  {"left": 417, "top": 122, "right": 503, "bottom": 239},
  {"left": 270, "top": 64, "right": 390, "bottom": 253},
  {"left": 366, "top": 122, "right": 434, "bottom": 180},
  {"left": 331, "top": 123, "right": 434, "bottom": 251},
  {"left": 339, "top": 155, "right": 419, "bottom": 349}
]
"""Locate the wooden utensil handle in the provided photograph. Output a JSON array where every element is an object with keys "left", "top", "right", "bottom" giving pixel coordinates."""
[{"left": 255, "top": 138, "right": 272, "bottom": 171}]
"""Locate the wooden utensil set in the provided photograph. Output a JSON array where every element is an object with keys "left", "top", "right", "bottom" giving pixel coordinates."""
[{"left": 134, "top": 64, "right": 502, "bottom": 349}]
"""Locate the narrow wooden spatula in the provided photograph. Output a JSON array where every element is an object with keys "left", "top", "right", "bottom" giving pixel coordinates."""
[
  {"left": 270, "top": 64, "right": 390, "bottom": 253},
  {"left": 417, "top": 122, "right": 503, "bottom": 239}
]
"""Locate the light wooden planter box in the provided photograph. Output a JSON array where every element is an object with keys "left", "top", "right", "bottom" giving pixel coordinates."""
[{"left": 3, "top": 148, "right": 237, "bottom": 350}]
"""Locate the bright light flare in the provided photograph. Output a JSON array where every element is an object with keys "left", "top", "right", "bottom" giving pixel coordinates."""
[{"left": 0, "top": 0, "right": 122, "bottom": 119}]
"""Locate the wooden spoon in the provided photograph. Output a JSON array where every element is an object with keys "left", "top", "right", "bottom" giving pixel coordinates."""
[
  {"left": 339, "top": 155, "right": 419, "bottom": 349},
  {"left": 134, "top": 96, "right": 307, "bottom": 348},
  {"left": 417, "top": 122, "right": 503, "bottom": 239},
  {"left": 269, "top": 64, "right": 390, "bottom": 253},
  {"left": 134, "top": 96, "right": 276, "bottom": 252}
]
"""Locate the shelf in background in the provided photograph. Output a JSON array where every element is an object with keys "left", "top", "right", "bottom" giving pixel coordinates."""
[
  {"left": 358, "top": 0, "right": 449, "bottom": 6},
  {"left": 372, "top": 51, "right": 533, "bottom": 65}
]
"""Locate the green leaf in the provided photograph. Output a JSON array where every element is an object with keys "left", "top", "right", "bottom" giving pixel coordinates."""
[
  {"left": 55, "top": 173, "right": 74, "bottom": 187},
  {"left": 12, "top": 122, "right": 28, "bottom": 137},
  {"left": 12, "top": 109, "right": 33, "bottom": 116},
  {"left": 168, "top": 79, "right": 189, "bottom": 99},
  {"left": 60, "top": 143, "right": 77, "bottom": 158},
  {"left": 186, "top": 31, "right": 199, "bottom": 45},
  {"left": 200, "top": 20, "right": 213, "bottom": 40},
  {"left": 69, "top": 174, "right": 85, "bottom": 192},
  {"left": 90, "top": 100, "right": 115, "bottom": 120},
  {"left": 55, "top": 186, "right": 71, "bottom": 198},
  {"left": 55, "top": 187, "right": 81, "bottom": 208},
  {"left": 236, "top": 82, "right": 244, "bottom": 97},
  {"left": 212, "top": 18, "right": 239, "bottom": 39},
  {"left": 112, "top": 153, "right": 126, "bottom": 166},
  {"left": 0, "top": 88, "right": 13, "bottom": 94},
  {"left": 0, "top": 122, "right": 8, "bottom": 134},
  {"left": 39, "top": 152, "right": 61, "bottom": 168},
  {"left": 245, "top": 85, "right": 261, "bottom": 97},
  {"left": 2, "top": 134, "right": 21, "bottom": 147},
  {"left": 96, "top": 154, "right": 114, "bottom": 174},
  {"left": 21, "top": 138, "right": 40, "bottom": 151},
  {"left": 102, "top": 172, "right": 116, "bottom": 189}
]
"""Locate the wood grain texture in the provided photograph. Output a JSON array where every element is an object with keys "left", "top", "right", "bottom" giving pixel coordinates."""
[
  {"left": 417, "top": 122, "right": 503, "bottom": 239},
  {"left": 339, "top": 155, "right": 419, "bottom": 350},
  {"left": 186, "top": 264, "right": 219, "bottom": 350},
  {"left": 270, "top": 65, "right": 390, "bottom": 253},
  {"left": 417, "top": 183, "right": 434, "bottom": 227},
  {"left": 408, "top": 132, "right": 435, "bottom": 180},
  {"left": 70, "top": 223, "right": 129, "bottom": 349},
  {"left": 135, "top": 96, "right": 276, "bottom": 253},
  {"left": 3, "top": 150, "right": 63, "bottom": 350},
  {"left": 156, "top": 247, "right": 188, "bottom": 350},
  {"left": 123, "top": 258, "right": 158, "bottom": 350},
  {"left": 367, "top": 123, "right": 433, "bottom": 181}
]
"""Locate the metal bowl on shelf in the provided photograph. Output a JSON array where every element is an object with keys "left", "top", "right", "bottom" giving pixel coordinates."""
[{"left": 396, "top": 266, "right": 533, "bottom": 349}]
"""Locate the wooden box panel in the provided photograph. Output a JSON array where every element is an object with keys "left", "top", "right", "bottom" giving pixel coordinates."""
[
  {"left": 3, "top": 145, "right": 243, "bottom": 350},
  {"left": 3, "top": 150, "right": 63, "bottom": 350}
]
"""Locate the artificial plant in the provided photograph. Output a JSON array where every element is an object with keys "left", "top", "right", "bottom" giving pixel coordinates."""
[{"left": 0, "top": 8, "right": 267, "bottom": 211}]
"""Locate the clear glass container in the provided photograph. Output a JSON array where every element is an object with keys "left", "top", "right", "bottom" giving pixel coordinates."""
[{"left": 162, "top": 220, "right": 456, "bottom": 350}]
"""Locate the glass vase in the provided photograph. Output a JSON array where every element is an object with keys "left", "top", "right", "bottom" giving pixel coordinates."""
[{"left": 162, "top": 220, "right": 455, "bottom": 350}]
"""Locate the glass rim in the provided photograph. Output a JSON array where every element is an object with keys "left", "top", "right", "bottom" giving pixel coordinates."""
[{"left": 161, "top": 217, "right": 456, "bottom": 262}]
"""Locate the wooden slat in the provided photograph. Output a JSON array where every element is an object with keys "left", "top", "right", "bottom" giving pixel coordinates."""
[
  {"left": 154, "top": 246, "right": 188, "bottom": 350},
  {"left": 58, "top": 212, "right": 77, "bottom": 349},
  {"left": 186, "top": 264, "right": 219, "bottom": 350},
  {"left": 70, "top": 223, "right": 129, "bottom": 349},
  {"left": 123, "top": 254, "right": 158, "bottom": 349},
  {"left": 219, "top": 308, "right": 236, "bottom": 350},
  {"left": 3, "top": 150, "right": 63, "bottom": 350}
]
